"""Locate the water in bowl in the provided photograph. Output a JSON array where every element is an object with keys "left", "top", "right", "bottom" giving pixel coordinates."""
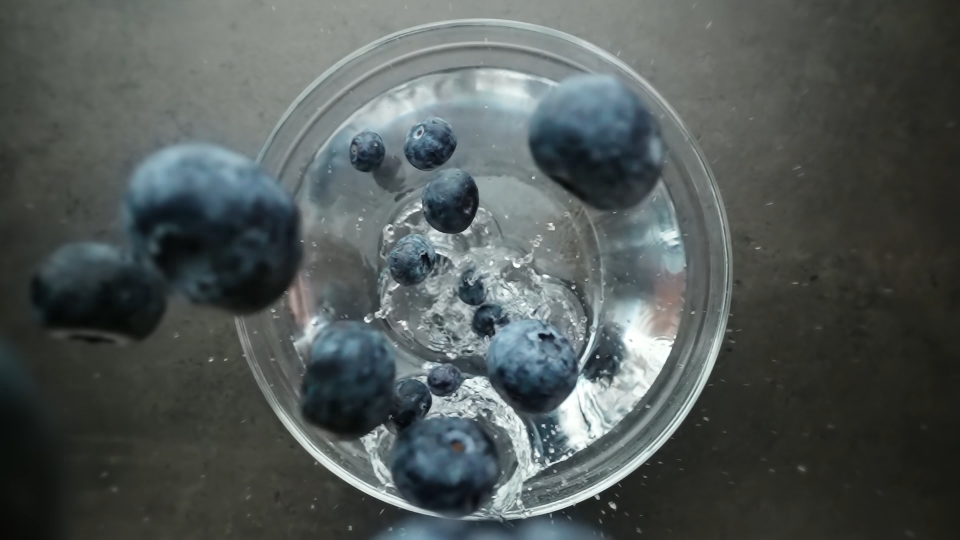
[{"left": 286, "top": 67, "right": 685, "bottom": 517}]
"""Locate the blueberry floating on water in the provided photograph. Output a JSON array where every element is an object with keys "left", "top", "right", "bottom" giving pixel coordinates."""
[
  {"left": 390, "top": 379, "right": 432, "bottom": 431},
  {"left": 30, "top": 242, "right": 167, "bottom": 344},
  {"left": 472, "top": 304, "right": 509, "bottom": 338},
  {"left": 427, "top": 364, "right": 464, "bottom": 397},
  {"left": 529, "top": 74, "right": 665, "bottom": 210},
  {"left": 404, "top": 117, "right": 457, "bottom": 171},
  {"left": 124, "top": 143, "right": 302, "bottom": 314}
]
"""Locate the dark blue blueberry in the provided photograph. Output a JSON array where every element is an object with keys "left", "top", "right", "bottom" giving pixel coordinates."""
[
  {"left": 422, "top": 169, "right": 479, "bottom": 234},
  {"left": 300, "top": 322, "right": 395, "bottom": 438},
  {"left": 349, "top": 131, "right": 386, "bottom": 172},
  {"left": 390, "top": 379, "right": 432, "bottom": 431},
  {"left": 457, "top": 267, "right": 486, "bottom": 305},
  {"left": 124, "top": 143, "right": 302, "bottom": 314},
  {"left": 0, "top": 341, "right": 63, "bottom": 540},
  {"left": 529, "top": 74, "right": 664, "bottom": 210},
  {"left": 388, "top": 234, "right": 436, "bottom": 286},
  {"left": 30, "top": 243, "right": 167, "bottom": 344},
  {"left": 486, "top": 320, "right": 578, "bottom": 414},
  {"left": 373, "top": 518, "right": 465, "bottom": 540},
  {"left": 404, "top": 117, "right": 457, "bottom": 170},
  {"left": 516, "top": 519, "right": 600, "bottom": 540},
  {"left": 390, "top": 417, "right": 500, "bottom": 516},
  {"left": 472, "top": 304, "right": 508, "bottom": 338},
  {"left": 427, "top": 364, "right": 464, "bottom": 397}
]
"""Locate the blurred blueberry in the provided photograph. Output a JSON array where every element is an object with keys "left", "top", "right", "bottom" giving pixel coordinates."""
[
  {"left": 300, "top": 322, "right": 395, "bottom": 438},
  {"left": 472, "top": 304, "right": 508, "bottom": 338},
  {"left": 388, "top": 234, "right": 436, "bottom": 286},
  {"left": 390, "top": 417, "right": 500, "bottom": 516},
  {"left": 349, "top": 131, "right": 386, "bottom": 172},
  {"left": 427, "top": 364, "right": 464, "bottom": 397},
  {"left": 404, "top": 117, "right": 457, "bottom": 170},
  {"left": 529, "top": 74, "right": 664, "bottom": 210},
  {"left": 422, "top": 168, "right": 479, "bottom": 234},
  {"left": 390, "top": 379, "right": 432, "bottom": 431},
  {"left": 372, "top": 518, "right": 466, "bottom": 540},
  {"left": 457, "top": 267, "right": 486, "bottom": 306},
  {"left": 0, "top": 340, "right": 63, "bottom": 540},
  {"left": 124, "top": 143, "right": 302, "bottom": 313},
  {"left": 486, "top": 320, "right": 578, "bottom": 414},
  {"left": 516, "top": 519, "right": 603, "bottom": 540},
  {"left": 30, "top": 242, "right": 167, "bottom": 344}
]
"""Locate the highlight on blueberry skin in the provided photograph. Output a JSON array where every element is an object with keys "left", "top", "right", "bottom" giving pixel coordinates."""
[
  {"left": 390, "top": 379, "right": 432, "bottom": 431},
  {"left": 30, "top": 242, "right": 167, "bottom": 344},
  {"left": 388, "top": 234, "right": 437, "bottom": 286},
  {"left": 124, "top": 143, "right": 302, "bottom": 314},
  {"left": 486, "top": 319, "right": 579, "bottom": 414},
  {"left": 390, "top": 416, "right": 500, "bottom": 516},
  {"left": 529, "top": 74, "right": 665, "bottom": 210},
  {"left": 427, "top": 364, "right": 464, "bottom": 397},
  {"left": 472, "top": 304, "right": 509, "bottom": 338},
  {"left": 457, "top": 267, "right": 486, "bottom": 306},
  {"left": 350, "top": 131, "right": 386, "bottom": 172},
  {"left": 299, "top": 322, "right": 395, "bottom": 438},
  {"left": 403, "top": 117, "right": 457, "bottom": 171},
  {"left": 422, "top": 168, "right": 479, "bottom": 234}
]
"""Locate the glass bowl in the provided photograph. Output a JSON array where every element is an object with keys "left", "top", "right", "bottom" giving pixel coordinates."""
[{"left": 237, "top": 19, "right": 731, "bottom": 519}]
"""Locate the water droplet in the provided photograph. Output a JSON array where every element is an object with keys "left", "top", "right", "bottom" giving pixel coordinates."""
[
  {"left": 363, "top": 314, "right": 374, "bottom": 323},
  {"left": 608, "top": 501, "right": 617, "bottom": 510},
  {"left": 546, "top": 223, "right": 555, "bottom": 231}
]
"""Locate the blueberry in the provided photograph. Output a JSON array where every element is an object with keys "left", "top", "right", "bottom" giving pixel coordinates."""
[
  {"left": 373, "top": 518, "right": 465, "bottom": 540},
  {"left": 404, "top": 117, "right": 457, "bottom": 170},
  {"left": 388, "top": 234, "right": 436, "bottom": 286},
  {"left": 486, "top": 320, "right": 578, "bottom": 414},
  {"left": 457, "top": 267, "right": 486, "bottom": 305},
  {"left": 427, "top": 364, "right": 464, "bottom": 397},
  {"left": 472, "top": 304, "right": 508, "bottom": 338},
  {"left": 390, "top": 417, "right": 500, "bottom": 516},
  {"left": 300, "top": 322, "right": 395, "bottom": 438},
  {"left": 529, "top": 74, "right": 664, "bottom": 210},
  {"left": 390, "top": 379, "right": 432, "bottom": 431},
  {"left": 0, "top": 341, "right": 63, "bottom": 540},
  {"left": 422, "top": 168, "right": 479, "bottom": 234},
  {"left": 124, "top": 143, "right": 302, "bottom": 313},
  {"left": 516, "top": 519, "right": 600, "bottom": 540},
  {"left": 30, "top": 243, "right": 167, "bottom": 344},
  {"left": 349, "top": 131, "right": 386, "bottom": 172}
]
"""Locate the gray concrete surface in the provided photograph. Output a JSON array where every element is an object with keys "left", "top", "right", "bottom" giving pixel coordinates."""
[{"left": 2, "top": 0, "right": 959, "bottom": 538}]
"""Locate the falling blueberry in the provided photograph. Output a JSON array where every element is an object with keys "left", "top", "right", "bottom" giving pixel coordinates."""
[
  {"left": 404, "top": 117, "right": 457, "bottom": 170},
  {"left": 390, "top": 417, "right": 500, "bottom": 516},
  {"left": 124, "top": 144, "right": 302, "bottom": 313},
  {"left": 388, "top": 234, "right": 436, "bottom": 286},
  {"left": 421, "top": 168, "right": 479, "bottom": 234},
  {"left": 427, "top": 364, "right": 464, "bottom": 397},
  {"left": 349, "top": 131, "right": 386, "bottom": 172},
  {"left": 529, "top": 74, "right": 664, "bottom": 210},
  {"left": 486, "top": 319, "right": 579, "bottom": 414},
  {"left": 30, "top": 242, "right": 167, "bottom": 344},
  {"left": 300, "top": 322, "right": 395, "bottom": 438},
  {"left": 390, "top": 379, "right": 432, "bottom": 431},
  {"left": 457, "top": 267, "right": 486, "bottom": 306},
  {"left": 472, "top": 304, "right": 508, "bottom": 338}
]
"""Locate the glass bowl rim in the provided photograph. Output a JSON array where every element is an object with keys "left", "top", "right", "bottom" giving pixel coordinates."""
[{"left": 239, "top": 17, "right": 733, "bottom": 518}]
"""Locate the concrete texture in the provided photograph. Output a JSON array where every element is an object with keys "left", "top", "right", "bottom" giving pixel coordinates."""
[{"left": 1, "top": 0, "right": 959, "bottom": 538}]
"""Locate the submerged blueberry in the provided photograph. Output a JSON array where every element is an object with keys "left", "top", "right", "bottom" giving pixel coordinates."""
[
  {"left": 390, "top": 379, "right": 432, "bottom": 431},
  {"left": 486, "top": 319, "right": 578, "bottom": 414},
  {"left": 350, "top": 131, "right": 386, "bottom": 172},
  {"left": 388, "top": 234, "right": 436, "bottom": 286},
  {"left": 299, "top": 322, "right": 395, "bottom": 438},
  {"left": 390, "top": 417, "right": 500, "bottom": 516},
  {"left": 529, "top": 74, "right": 664, "bottom": 210},
  {"left": 427, "top": 364, "right": 464, "bottom": 397},
  {"left": 404, "top": 117, "right": 457, "bottom": 170},
  {"left": 472, "top": 304, "right": 508, "bottom": 338},
  {"left": 422, "top": 168, "right": 479, "bottom": 234},
  {"left": 30, "top": 242, "right": 167, "bottom": 344},
  {"left": 457, "top": 267, "right": 486, "bottom": 306},
  {"left": 124, "top": 143, "right": 302, "bottom": 313}
]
